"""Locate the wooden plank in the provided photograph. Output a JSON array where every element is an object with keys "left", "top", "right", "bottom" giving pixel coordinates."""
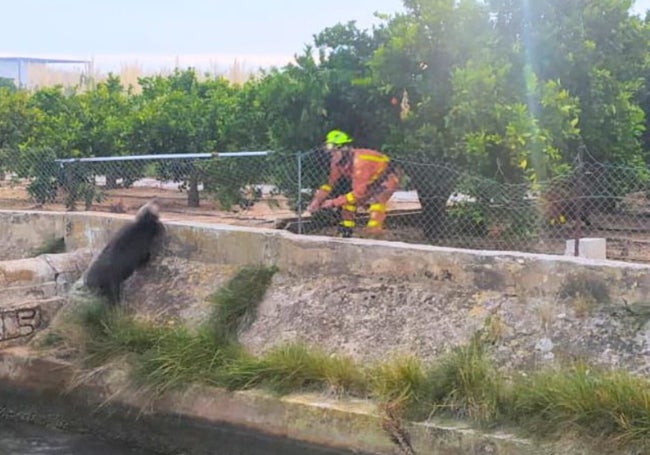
[{"left": 276, "top": 209, "right": 423, "bottom": 232}]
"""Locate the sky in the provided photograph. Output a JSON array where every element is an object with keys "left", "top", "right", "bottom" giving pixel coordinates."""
[
  {"left": 1, "top": 0, "right": 650, "bottom": 74},
  {"left": 637, "top": 0, "right": 650, "bottom": 15},
  {"left": 0, "top": 0, "right": 404, "bottom": 73}
]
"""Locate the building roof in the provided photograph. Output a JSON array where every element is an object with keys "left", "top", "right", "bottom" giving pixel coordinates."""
[{"left": 0, "top": 56, "right": 89, "bottom": 64}]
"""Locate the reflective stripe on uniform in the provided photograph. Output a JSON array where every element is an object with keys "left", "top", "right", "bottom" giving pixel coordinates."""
[
  {"left": 358, "top": 154, "right": 389, "bottom": 163},
  {"left": 345, "top": 192, "right": 355, "bottom": 203},
  {"left": 320, "top": 184, "right": 332, "bottom": 192},
  {"left": 369, "top": 166, "right": 386, "bottom": 183},
  {"left": 367, "top": 219, "right": 381, "bottom": 228},
  {"left": 342, "top": 204, "right": 356, "bottom": 212},
  {"left": 340, "top": 220, "right": 356, "bottom": 228},
  {"left": 358, "top": 154, "right": 390, "bottom": 183},
  {"left": 369, "top": 203, "right": 386, "bottom": 213}
]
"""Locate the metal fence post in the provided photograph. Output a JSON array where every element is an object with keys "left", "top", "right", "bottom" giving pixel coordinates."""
[
  {"left": 297, "top": 151, "right": 303, "bottom": 235},
  {"left": 574, "top": 145, "right": 585, "bottom": 257}
]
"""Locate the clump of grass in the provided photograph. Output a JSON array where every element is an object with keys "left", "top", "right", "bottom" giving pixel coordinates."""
[
  {"left": 367, "top": 336, "right": 503, "bottom": 424},
  {"left": 368, "top": 354, "right": 427, "bottom": 407},
  {"left": 201, "top": 342, "right": 366, "bottom": 397},
  {"left": 559, "top": 273, "right": 610, "bottom": 306},
  {"left": 72, "top": 300, "right": 167, "bottom": 366},
  {"left": 70, "top": 265, "right": 278, "bottom": 394},
  {"left": 30, "top": 236, "right": 65, "bottom": 257},
  {"left": 206, "top": 265, "right": 278, "bottom": 341},
  {"left": 130, "top": 328, "right": 244, "bottom": 395},
  {"left": 508, "top": 362, "right": 650, "bottom": 448},
  {"left": 249, "top": 343, "right": 367, "bottom": 396},
  {"left": 34, "top": 331, "right": 65, "bottom": 349},
  {"left": 425, "top": 335, "right": 504, "bottom": 425},
  {"left": 76, "top": 302, "right": 247, "bottom": 395}
]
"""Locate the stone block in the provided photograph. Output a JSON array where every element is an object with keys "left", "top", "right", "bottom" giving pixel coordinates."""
[{"left": 565, "top": 237, "right": 607, "bottom": 260}]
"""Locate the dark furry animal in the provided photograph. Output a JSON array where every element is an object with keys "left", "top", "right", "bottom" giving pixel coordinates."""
[{"left": 84, "top": 200, "right": 165, "bottom": 306}]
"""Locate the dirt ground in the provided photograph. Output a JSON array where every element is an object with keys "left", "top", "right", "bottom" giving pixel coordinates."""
[{"left": 0, "top": 179, "right": 420, "bottom": 228}]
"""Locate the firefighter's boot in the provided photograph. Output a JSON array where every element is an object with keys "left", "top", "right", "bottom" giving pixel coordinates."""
[{"left": 338, "top": 202, "right": 357, "bottom": 238}]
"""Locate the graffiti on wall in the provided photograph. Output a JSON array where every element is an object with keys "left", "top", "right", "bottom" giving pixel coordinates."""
[{"left": 0, "top": 307, "right": 41, "bottom": 342}]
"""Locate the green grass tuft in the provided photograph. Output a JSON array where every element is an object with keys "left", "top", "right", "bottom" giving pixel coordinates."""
[
  {"left": 129, "top": 328, "right": 243, "bottom": 395},
  {"left": 30, "top": 237, "right": 66, "bottom": 257},
  {"left": 367, "top": 336, "right": 503, "bottom": 424},
  {"left": 73, "top": 300, "right": 167, "bottom": 366},
  {"left": 206, "top": 265, "right": 278, "bottom": 342},
  {"left": 72, "top": 265, "right": 278, "bottom": 394},
  {"left": 508, "top": 362, "right": 650, "bottom": 447},
  {"left": 254, "top": 343, "right": 366, "bottom": 395},
  {"left": 368, "top": 354, "right": 427, "bottom": 405},
  {"left": 424, "top": 335, "right": 504, "bottom": 425}
]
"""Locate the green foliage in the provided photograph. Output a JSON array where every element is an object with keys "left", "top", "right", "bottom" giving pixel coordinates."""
[
  {"left": 76, "top": 74, "right": 144, "bottom": 188},
  {"left": 24, "top": 147, "right": 60, "bottom": 204},
  {"left": 368, "top": 335, "right": 504, "bottom": 424},
  {"left": 367, "top": 354, "right": 429, "bottom": 411},
  {"left": 509, "top": 363, "right": 650, "bottom": 447},
  {"left": 0, "top": 88, "right": 38, "bottom": 175},
  {"left": 29, "top": 236, "right": 65, "bottom": 257},
  {"left": 59, "top": 161, "right": 104, "bottom": 210},
  {"left": 1, "top": 0, "right": 650, "bottom": 230},
  {"left": 130, "top": 327, "right": 244, "bottom": 395},
  {"left": 201, "top": 156, "right": 269, "bottom": 211},
  {"left": 422, "top": 335, "right": 504, "bottom": 425},
  {"left": 70, "top": 265, "right": 277, "bottom": 392},
  {"left": 0, "top": 77, "right": 15, "bottom": 91},
  {"left": 206, "top": 265, "right": 278, "bottom": 342},
  {"left": 233, "top": 342, "right": 367, "bottom": 395},
  {"left": 447, "top": 199, "right": 487, "bottom": 236}
]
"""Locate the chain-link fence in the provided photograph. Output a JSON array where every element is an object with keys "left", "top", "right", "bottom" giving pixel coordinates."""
[
  {"left": 0, "top": 151, "right": 276, "bottom": 212},
  {"left": 285, "top": 149, "right": 650, "bottom": 263},
  {"left": 3, "top": 149, "right": 650, "bottom": 263}
]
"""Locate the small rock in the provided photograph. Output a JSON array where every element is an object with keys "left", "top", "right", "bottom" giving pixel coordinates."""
[{"left": 535, "top": 337, "right": 554, "bottom": 353}]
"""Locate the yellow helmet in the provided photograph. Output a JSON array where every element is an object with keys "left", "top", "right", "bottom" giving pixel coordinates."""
[{"left": 325, "top": 129, "right": 353, "bottom": 149}]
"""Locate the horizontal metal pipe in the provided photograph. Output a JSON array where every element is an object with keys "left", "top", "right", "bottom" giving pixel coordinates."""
[{"left": 54, "top": 151, "right": 271, "bottom": 163}]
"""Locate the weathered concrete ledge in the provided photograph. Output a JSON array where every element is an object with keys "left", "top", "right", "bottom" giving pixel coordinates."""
[
  {"left": 0, "top": 249, "right": 93, "bottom": 347},
  {"left": 0, "top": 211, "right": 68, "bottom": 261},
  {"left": 0, "top": 249, "right": 93, "bottom": 303},
  {"left": 3, "top": 209, "right": 650, "bottom": 302},
  {"left": 0, "top": 347, "right": 608, "bottom": 455}
]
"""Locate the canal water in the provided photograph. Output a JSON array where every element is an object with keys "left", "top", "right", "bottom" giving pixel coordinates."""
[
  {"left": 0, "top": 420, "right": 159, "bottom": 455},
  {"left": 0, "top": 419, "right": 374, "bottom": 455}
]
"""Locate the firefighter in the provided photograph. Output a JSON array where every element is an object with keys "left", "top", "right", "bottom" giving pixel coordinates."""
[{"left": 306, "top": 129, "right": 401, "bottom": 238}]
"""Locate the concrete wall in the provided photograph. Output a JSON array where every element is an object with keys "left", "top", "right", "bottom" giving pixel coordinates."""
[
  {"left": 0, "top": 211, "right": 68, "bottom": 260},
  {"left": 3, "top": 209, "right": 650, "bottom": 374}
]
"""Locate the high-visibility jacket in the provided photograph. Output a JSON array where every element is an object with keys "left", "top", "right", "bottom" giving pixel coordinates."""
[{"left": 317, "top": 148, "right": 392, "bottom": 208}]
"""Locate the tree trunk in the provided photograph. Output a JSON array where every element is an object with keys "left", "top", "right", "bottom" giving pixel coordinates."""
[
  {"left": 105, "top": 173, "right": 118, "bottom": 189},
  {"left": 187, "top": 169, "right": 200, "bottom": 208}
]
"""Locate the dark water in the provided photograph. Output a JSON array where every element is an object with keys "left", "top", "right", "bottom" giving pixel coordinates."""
[
  {"left": 0, "top": 420, "right": 372, "bottom": 455},
  {"left": 0, "top": 421, "right": 160, "bottom": 455}
]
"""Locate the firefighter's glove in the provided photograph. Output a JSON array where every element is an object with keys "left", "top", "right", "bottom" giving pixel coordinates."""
[
  {"left": 320, "top": 199, "right": 337, "bottom": 209},
  {"left": 306, "top": 200, "right": 322, "bottom": 213}
]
